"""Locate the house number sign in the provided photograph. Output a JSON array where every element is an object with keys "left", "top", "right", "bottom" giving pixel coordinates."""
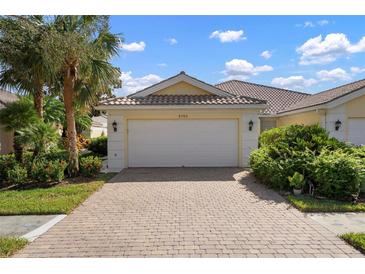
[{"left": 178, "top": 114, "right": 188, "bottom": 118}]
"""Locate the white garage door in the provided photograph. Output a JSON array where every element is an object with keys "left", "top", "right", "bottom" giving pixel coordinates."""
[
  {"left": 128, "top": 119, "right": 238, "bottom": 167},
  {"left": 348, "top": 118, "right": 365, "bottom": 146}
]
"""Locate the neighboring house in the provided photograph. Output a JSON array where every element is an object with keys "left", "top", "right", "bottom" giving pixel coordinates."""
[
  {"left": 87, "top": 115, "right": 107, "bottom": 138},
  {"left": 218, "top": 78, "right": 365, "bottom": 146},
  {"left": 97, "top": 71, "right": 365, "bottom": 171},
  {"left": 0, "top": 89, "right": 18, "bottom": 154}
]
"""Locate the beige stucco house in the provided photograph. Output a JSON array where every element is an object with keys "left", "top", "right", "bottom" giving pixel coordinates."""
[
  {"left": 97, "top": 71, "right": 365, "bottom": 171},
  {"left": 0, "top": 89, "right": 18, "bottom": 154}
]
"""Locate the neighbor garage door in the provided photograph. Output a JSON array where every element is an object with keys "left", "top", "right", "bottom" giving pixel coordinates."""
[
  {"left": 348, "top": 118, "right": 365, "bottom": 146},
  {"left": 128, "top": 119, "right": 238, "bottom": 167}
]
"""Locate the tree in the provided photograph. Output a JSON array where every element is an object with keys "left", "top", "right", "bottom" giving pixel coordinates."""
[
  {"left": 17, "top": 120, "right": 59, "bottom": 160},
  {"left": 43, "top": 16, "right": 121, "bottom": 175},
  {"left": 0, "top": 16, "right": 54, "bottom": 119},
  {"left": 0, "top": 98, "right": 38, "bottom": 162}
]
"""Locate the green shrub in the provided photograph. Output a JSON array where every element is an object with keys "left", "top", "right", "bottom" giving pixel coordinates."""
[
  {"left": 80, "top": 156, "right": 102, "bottom": 177},
  {"left": 313, "top": 150, "right": 362, "bottom": 199},
  {"left": 6, "top": 165, "right": 28, "bottom": 185},
  {"left": 288, "top": 172, "right": 305, "bottom": 189},
  {"left": 31, "top": 159, "right": 67, "bottom": 183},
  {"left": 0, "top": 154, "right": 17, "bottom": 183},
  {"left": 87, "top": 136, "right": 107, "bottom": 156},
  {"left": 251, "top": 124, "right": 362, "bottom": 198}
]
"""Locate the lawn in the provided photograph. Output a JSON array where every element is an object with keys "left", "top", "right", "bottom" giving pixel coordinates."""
[
  {"left": 0, "top": 237, "right": 28, "bottom": 258},
  {"left": 341, "top": 233, "right": 365, "bottom": 254},
  {"left": 287, "top": 195, "right": 365, "bottom": 213},
  {"left": 0, "top": 173, "right": 115, "bottom": 215}
]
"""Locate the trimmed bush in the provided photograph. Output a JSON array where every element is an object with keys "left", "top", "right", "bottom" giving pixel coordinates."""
[
  {"left": 0, "top": 154, "right": 17, "bottom": 183},
  {"left": 250, "top": 124, "right": 363, "bottom": 198},
  {"left": 313, "top": 150, "right": 363, "bottom": 199},
  {"left": 80, "top": 156, "right": 102, "bottom": 177},
  {"left": 87, "top": 136, "right": 107, "bottom": 156},
  {"left": 6, "top": 165, "right": 28, "bottom": 185},
  {"left": 31, "top": 159, "right": 67, "bottom": 183}
]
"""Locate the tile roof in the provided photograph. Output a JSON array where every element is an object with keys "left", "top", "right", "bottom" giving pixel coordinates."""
[
  {"left": 215, "top": 80, "right": 310, "bottom": 115},
  {"left": 0, "top": 89, "right": 18, "bottom": 109},
  {"left": 99, "top": 95, "right": 266, "bottom": 107},
  {"left": 279, "top": 78, "right": 365, "bottom": 113}
]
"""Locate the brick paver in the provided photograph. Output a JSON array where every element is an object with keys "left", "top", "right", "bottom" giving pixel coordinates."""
[{"left": 15, "top": 168, "right": 363, "bottom": 258}]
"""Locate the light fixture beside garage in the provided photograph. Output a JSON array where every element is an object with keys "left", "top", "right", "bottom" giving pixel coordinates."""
[
  {"left": 112, "top": 120, "right": 118, "bottom": 132},
  {"left": 248, "top": 120, "right": 254, "bottom": 131},
  {"left": 335, "top": 120, "right": 342, "bottom": 131}
]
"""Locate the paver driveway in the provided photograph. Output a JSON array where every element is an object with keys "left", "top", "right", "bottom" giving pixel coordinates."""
[{"left": 15, "top": 168, "right": 363, "bottom": 258}]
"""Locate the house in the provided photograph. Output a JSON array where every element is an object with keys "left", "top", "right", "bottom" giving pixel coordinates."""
[
  {"left": 0, "top": 89, "right": 18, "bottom": 154},
  {"left": 97, "top": 71, "right": 365, "bottom": 171},
  {"left": 217, "top": 78, "right": 365, "bottom": 146},
  {"left": 85, "top": 115, "right": 108, "bottom": 138}
]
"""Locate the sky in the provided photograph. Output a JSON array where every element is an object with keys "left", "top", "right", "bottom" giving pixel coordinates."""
[{"left": 110, "top": 16, "right": 365, "bottom": 96}]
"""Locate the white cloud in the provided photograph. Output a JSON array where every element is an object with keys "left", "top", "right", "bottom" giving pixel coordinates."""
[
  {"left": 351, "top": 66, "right": 365, "bottom": 74},
  {"left": 120, "top": 41, "right": 146, "bottom": 52},
  {"left": 222, "top": 59, "right": 273, "bottom": 80},
  {"left": 317, "top": 20, "right": 329, "bottom": 26},
  {"left": 316, "top": 68, "right": 351, "bottom": 82},
  {"left": 296, "top": 19, "right": 330, "bottom": 28},
  {"left": 120, "top": 71, "right": 163, "bottom": 95},
  {"left": 271, "top": 76, "right": 317, "bottom": 90},
  {"left": 260, "top": 50, "right": 272, "bottom": 59},
  {"left": 165, "top": 38, "right": 178, "bottom": 45},
  {"left": 209, "top": 30, "right": 246, "bottom": 43},
  {"left": 297, "top": 33, "right": 365, "bottom": 65},
  {"left": 157, "top": 63, "right": 167, "bottom": 67},
  {"left": 304, "top": 21, "right": 315, "bottom": 28}
]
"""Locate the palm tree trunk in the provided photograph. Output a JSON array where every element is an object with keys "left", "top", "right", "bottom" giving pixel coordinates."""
[
  {"left": 64, "top": 71, "right": 79, "bottom": 176},
  {"left": 33, "top": 84, "right": 44, "bottom": 119}
]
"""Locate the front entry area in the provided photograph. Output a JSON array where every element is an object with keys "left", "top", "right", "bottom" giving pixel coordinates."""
[{"left": 127, "top": 119, "right": 238, "bottom": 167}]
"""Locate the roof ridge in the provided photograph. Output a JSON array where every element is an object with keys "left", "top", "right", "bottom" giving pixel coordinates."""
[{"left": 216, "top": 79, "right": 311, "bottom": 96}]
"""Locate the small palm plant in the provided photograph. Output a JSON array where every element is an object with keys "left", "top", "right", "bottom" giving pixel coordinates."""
[{"left": 288, "top": 172, "right": 305, "bottom": 195}]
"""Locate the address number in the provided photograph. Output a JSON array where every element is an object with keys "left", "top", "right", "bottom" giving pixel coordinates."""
[{"left": 178, "top": 114, "right": 188, "bottom": 118}]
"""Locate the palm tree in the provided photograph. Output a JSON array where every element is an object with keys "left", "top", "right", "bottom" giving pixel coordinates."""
[
  {"left": 0, "top": 16, "right": 54, "bottom": 119},
  {"left": 17, "top": 120, "right": 59, "bottom": 160},
  {"left": 0, "top": 98, "right": 38, "bottom": 162},
  {"left": 43, "top": 16, "right": 121, "bottom": 175}
]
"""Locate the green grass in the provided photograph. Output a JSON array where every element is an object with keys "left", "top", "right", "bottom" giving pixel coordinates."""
[
  {"left": 0, "top": 237, "right": 28, "bottom": 257},
  {"left": 287, "top": 195, "right": 365, "bottom": 213},
  {"left": 341, "top": 233, "right": 365, "bottom": 254},
  {"left": 0, "top": 173, "right": 115, "bottom": 215}
]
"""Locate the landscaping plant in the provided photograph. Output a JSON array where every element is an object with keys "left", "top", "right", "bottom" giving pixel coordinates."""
[
  {"left": 87, "top": 136, "right": 107, "bottom": 156},
  {"left": 79, "top": 156, "right": 102, "bottom": 177},
  {"left": 6, "top": 165, "right": 28, "bottom": 185},
  {"left": 250, "top": 124, "right": 363, "bottom": 200},
  {"left": 288, "top": 172, "right": 305, "bottom": 191}
]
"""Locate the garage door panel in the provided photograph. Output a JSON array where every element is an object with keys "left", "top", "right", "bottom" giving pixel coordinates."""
[
  {"left": 128, "top": 120, "right": 238, "bottom": 167},
  {"left": 348, "top": 118, "right": 365, "bottom": 146}
]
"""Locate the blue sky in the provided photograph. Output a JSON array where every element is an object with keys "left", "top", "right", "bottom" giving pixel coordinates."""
[{"left": 110, "top": 16, "right": 365, "bottom": 96}]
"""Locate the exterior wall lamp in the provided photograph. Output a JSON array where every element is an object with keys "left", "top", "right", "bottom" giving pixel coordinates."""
[
  {"left": 248, "top": 120, "right": 254, "bottom": 131},
  {"left": 335, "top": 120, "right": 342, "bottom": 131},
  {"left": 112, "top": 120, "right": 118, "bottom": 132}
]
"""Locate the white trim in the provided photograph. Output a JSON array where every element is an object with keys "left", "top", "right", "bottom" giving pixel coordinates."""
[
  {"left": 22, "top": 214, "right": 66, "bottom": 242},
  {"left": 96, "top": 104, "right": 267, "bottom": 111},
  {"left": 130, "top": 73, "right": 233, "bottom": 97}
]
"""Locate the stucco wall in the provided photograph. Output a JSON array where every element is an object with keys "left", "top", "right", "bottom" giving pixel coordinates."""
[
  {"left": 0, "top": 126, "right": 13, "bottom": 154},
  {"left": 106, "top": 108, "right": 261, "bottom": 171},
  {"left": 154, "top": 82, "right": 212, "bottom": 95},
  {"left": 277, "top": 111, "right": 322, "bottom": 127}
]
